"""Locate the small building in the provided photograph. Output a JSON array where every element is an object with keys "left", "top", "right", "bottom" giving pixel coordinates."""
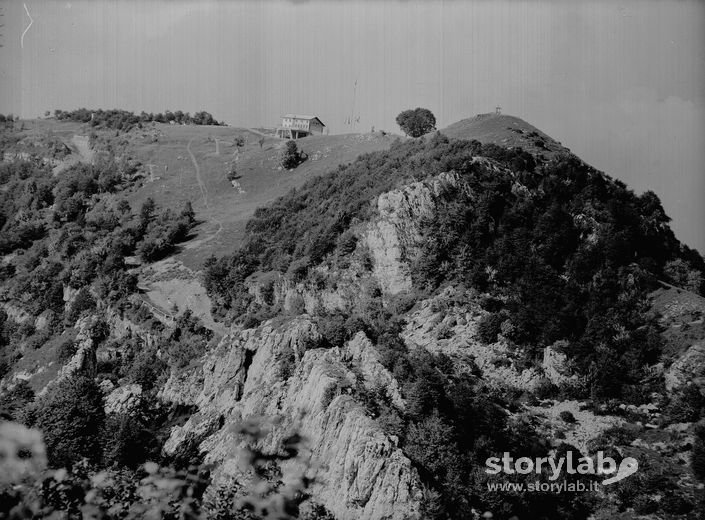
[{"left": 276, "top": 114, "right": 325, "bottom": 139}]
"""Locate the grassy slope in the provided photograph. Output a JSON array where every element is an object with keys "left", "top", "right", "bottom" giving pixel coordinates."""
[
  {"left": 116, "top": 125, "right": 400, "bottom": 268},
  {"left": 5, "top": 120, "right": 399, "bottom": 328},
  {"left": 8, "top": 120, "right": 400, "bottom": 269},
  {"left": 441, "top": 113, "right": 569, "bottom": 158}
]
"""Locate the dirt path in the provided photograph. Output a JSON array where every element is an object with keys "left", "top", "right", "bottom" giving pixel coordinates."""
[
  {"left": 184, "top": 137, "right": 224, "bottom": 249},
  {"left": 52, "top": 135, "right": 95, "bottom": 176},
  {"left": 183, "top": 218, "right": 223, "bottom": 251},
  {"left": 246, "top": 128, "right": 269, "bottom": 138},
  {"left": 71, "top": 135, "right": 95, "bottom": 163},
  {"left": 187, "top": 137, "right": 209, "bottom": 208}
]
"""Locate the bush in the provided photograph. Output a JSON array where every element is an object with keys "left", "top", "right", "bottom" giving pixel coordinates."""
[
  {"left": 534, "top": 378, "right": 558, "bottom": 400},
  {"left": 136, "top": 206, "right": 196, "bottom": 262},
  {"left": 34, "top": 375, "right": 105, "bottom": 467},
  {"left": 664, "top": 258, "right": 704, "bottom": 294},
  {"left": 321, "top": 385, "right": 338, "bottom": 408},
  {"left": 665, "top": 385, "right": 705, "bottom": 423},
  {"left": 24, "top": 329, "right": 52, "bottom": 350},
  {"left": 287, "top": 256, "right": 311, "bottom": 283},
  {"left": 337, "top": 230, "right": 358, "bottom": 256},
  {"left": 65, "top": 288, "right": 96, "bottom": 324},
  {"left": 56, "top": 339, "right": 78, "bottom": 364},
  {"left": 0, "top": 380, "right": 35, "bottom": 422},
  {"left": 477, "top": 312, "right": 504, "bottom": 344},
  {"left": 103, "top": 413, "right": 158, "bottom": 469},
  {"left": 126, "top": 344, "right": 167, "bottom": 392},
  {"left": 163, "top": 310, "right": 213, "bottom": 370},
  {"left": 559, "top": 410, "right": 577, "bottom": 423},
  {"left": 660, "top": 493, "right": 694, "bottom": 515},
  {"left": 316, "top": 312, "right": 349, "bottom": 348}
]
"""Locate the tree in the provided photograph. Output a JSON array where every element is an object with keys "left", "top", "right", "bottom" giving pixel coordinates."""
[
  {"left": 103, "top": 413, "right": 157, "bottom": 469},
  {"left": 179, "top": 200, "right": 196, "bottom": 226},
  {"left": 694, "top": 420, "right": 705, "bottom": 481},
  {"left": 396, "top": 107, "right": 436, "bottom": 137},
  {"left": 34, "top": 375, "right": 105, "bottom": 467},
  {"left": 139, "top": 197, "right": 156, "bottom": 230},
  {"left": 281, "top": 140, "right": 304, "bottom": 170},
  {"left": 0, "top": 380, "right": 35, "bottom": 422}
]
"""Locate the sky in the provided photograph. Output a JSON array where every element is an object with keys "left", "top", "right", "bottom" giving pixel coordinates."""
[{"left": 1, "top": 0, "right": 704, "bottom": 253}]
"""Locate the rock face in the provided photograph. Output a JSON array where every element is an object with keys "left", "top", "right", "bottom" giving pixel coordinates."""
[
  {"left": 0, "top": 302, "right": 32, "bottom": 324},
  {"left": 34, "top": 310, "right": 56, "bottom": 331},
  {"left": 105, "top": 384, "right": 143, "bottom": 415},
  {"left": 244, "top": 171, "right": 473, "bottom": 316},
  {"left": 161, "top": 318, "right": 424, "bottom": 520},
  {"left": 402, "top": 287, "right": 545, "bottom": 390},
  {"left": 344, "top": 333, "right": 405, "bottom": 410},
  {"left": 665, "top": 343, "right": 705, "bottom": 392},
  {"left": 652, "top": 285, "right": 705, "bottom": 393},
  {"left": 364, "top": 172, "right": 462, "bottom": 296},
  {"left": 37, "top": 316, "right": 98, "bottom": 396},
  {"left": 542, "top": 343, "right": 577, "bottom": 387}
]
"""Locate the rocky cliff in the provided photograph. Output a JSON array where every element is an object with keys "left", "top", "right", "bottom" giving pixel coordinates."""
[
  {"left": 161, "top": 319, "right": 424, "bottom": 520},
  {"left": 364, "top": 171, "right": 465, "bottom": 297},
  {"left": 161, "top": 167, "right": 612, "bottom": 517}
]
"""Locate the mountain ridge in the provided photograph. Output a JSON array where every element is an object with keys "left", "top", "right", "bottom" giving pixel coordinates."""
[
  {"left": 442, "top": 112, "right": 569, "bottom": 159},
  {"left": 1, "top": 116, "right": 705, "bottom": 518}
]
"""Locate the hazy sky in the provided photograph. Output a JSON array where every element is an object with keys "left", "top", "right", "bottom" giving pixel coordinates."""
[{"left": 1, "top": 0, "right": 704, "bottom": 252}]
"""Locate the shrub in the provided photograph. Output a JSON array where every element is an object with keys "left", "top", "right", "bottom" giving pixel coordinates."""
[
  {"left": 24, "top": 329, "right": 52, "bottom": 350},
  {"left": 660, "top": 493, "right": 694, "bottom": 515},
  {"left": 559, "top": 410, "right": 577, "bottom": 423},
  {"left": 164, "top": 310, "right": 213, "bottom": 370},
  {"left": 316, "top": 312, "right": 349, "bottom": 348},
  {"left": 56, "top": 339, "right": 78, "bottom": 364},
  {"left": 34, "top": 375, "right": 105, "bottom": 467},
  {"left": 0, "top": 380, "right": 35, "bottom": 422},
  {"left": 287, "top": 256, "right": 311, "bottom": 283},
  {"left": 136, "top": 206, "right": 195, "bottom": 262},
  {"left": 477, "top": 312, "right": 504, "bottom": 344},
  {"left": 337, "top": 230, "right": 358, "bottom": 256},
  {"left": 65, "top": 288, "right": 96, "bottom": 324},
  {"left": 586, "top": 424, "right": 640, "bottom": 453},
  {"left": 534, "top": 378, "right": 558, "bottom": 400},
  {"left": 103, "top": 414, "right": 158, "bottom": 469},
  {"left": 479, "top": 296, "right": 504, "bottom": 313},
  {"left": 321, "top": 385, "right": 338, "bottom": 408},
  {"left": 127, "top": 345, "right": 167, "bottom": 392},
  {"left": 665, "top": 384, "right": 705, "bottom": 423},
  {"left": 277, "top": 348, "right": 296, "bottom": 381}
]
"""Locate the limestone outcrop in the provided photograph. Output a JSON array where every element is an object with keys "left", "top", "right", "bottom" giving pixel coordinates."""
[
  {"left": 364, "top": 171, "right": 463, "bottom": 296},
  {"left": 105, "top": 384, "right": 143, "bottom": 416},
  {"left": 665, "top": 343, "right": 705, "bottom": 392},
  {"left": 161, "top": 318, "right": 424, "bottom": 520}
]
